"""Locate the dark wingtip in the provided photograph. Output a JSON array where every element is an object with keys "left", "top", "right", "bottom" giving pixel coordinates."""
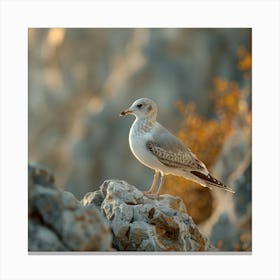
[{"left": 191, "top": 170, "right": 235, "bottom": 194}]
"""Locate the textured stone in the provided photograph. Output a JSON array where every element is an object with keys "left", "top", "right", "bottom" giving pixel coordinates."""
[
  {"left": 28, "top": 219, "right": 68, "bottom": 251},
  {"left": 28, "top": 163, "right": 112, "bottom": 251},
  {"left": 61, "top": 205, "right": 111, "bottom": 251},
  {"left": 81, "top": 189, "right": 104, "bottom": 208},
  {"left": 82, "top": 180, "right": 213, "bottom": 251}
]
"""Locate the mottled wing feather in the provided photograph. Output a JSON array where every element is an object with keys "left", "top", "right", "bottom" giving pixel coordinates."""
[
  {"left": 146, "top": 123, "right": 206, "bottom": 171},
  {"left": 146, "top": 141, "right": 205, "bottom": 170}
]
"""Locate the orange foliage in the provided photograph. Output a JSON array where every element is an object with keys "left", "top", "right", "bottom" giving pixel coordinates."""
[
  {"left": 176, "top": 78, "right": 241, "bottom": 168},
  {"left": 237, "top": 47, "right": 252, "bottom": 72}
]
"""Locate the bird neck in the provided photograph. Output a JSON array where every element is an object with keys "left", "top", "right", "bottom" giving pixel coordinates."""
[{"left": 134, "top": 117, "right": 155, "bottom": 133}]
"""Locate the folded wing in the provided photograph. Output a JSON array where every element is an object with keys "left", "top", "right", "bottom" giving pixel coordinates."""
[{"left": 147, "top": 122, "right": 207, "bottom": 172}]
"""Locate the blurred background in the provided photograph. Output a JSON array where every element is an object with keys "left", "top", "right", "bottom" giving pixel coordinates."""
[{"left": 28, "top": 28, "right": 252, "bottom": 251}]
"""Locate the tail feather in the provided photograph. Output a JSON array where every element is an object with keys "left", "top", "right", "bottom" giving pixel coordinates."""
[{"left": 190, "top": 171, "right": 235, "bottom": 194}]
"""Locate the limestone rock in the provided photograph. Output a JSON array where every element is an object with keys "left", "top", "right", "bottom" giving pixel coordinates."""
[
  {"left": 81, "top": 180, "right": 213, "bottom": 251},
  {"left": 28, "top": 163, "right": 112, "bottom": 251}
]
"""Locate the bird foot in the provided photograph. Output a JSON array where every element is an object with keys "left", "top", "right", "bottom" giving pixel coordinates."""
[{"left": 143, "top": 191, "right": 159, "bottom": 199}]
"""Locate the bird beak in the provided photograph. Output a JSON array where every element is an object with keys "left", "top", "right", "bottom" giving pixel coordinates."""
[{"left": 120, "top": 109, "right": 132, "bottom": 116}]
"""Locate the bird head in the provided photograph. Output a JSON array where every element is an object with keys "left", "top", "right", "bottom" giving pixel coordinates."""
[{"left": 120, "top": 98, "right": 158, "bottom": 120}]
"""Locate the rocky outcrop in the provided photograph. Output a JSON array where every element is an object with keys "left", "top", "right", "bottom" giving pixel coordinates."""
[
  {"left": 28, "top": 163, "right": 112, "bottom": 251},
  {"left": 29, "top": 163, "right": 213, "bottom": 251},
  {"left": 81, "top": 180, "right": 213, "bottom": 251}
]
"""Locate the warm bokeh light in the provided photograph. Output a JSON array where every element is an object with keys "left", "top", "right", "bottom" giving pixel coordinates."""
[
  {"left": 237, "top": 46, "right": 252, "bottom": 72},
  {"left": 47, "top": 28, "right": 65, "bottom": 48}
]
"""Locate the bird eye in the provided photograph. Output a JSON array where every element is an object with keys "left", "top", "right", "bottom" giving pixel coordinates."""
[{"left": 137, "top": 103, "right": 143, "bottom": 109}]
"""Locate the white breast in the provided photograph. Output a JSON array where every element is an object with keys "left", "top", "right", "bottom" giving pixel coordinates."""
[{"left": 128, "top": 120, "right": 168, "bottom": 172}]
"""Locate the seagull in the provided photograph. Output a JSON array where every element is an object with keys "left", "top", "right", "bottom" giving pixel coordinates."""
[{"left": 120, "top": 98, "right": 235, "bottom": 198}]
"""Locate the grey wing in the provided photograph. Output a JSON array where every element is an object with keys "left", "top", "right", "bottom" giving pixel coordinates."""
[{"left": 147, "top": 123, "right": 207, "bottom": 172}]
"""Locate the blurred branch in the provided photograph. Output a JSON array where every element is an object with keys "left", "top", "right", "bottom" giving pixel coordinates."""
[{"left": 228, "top": 149, "right": 251, "bottom": 185}]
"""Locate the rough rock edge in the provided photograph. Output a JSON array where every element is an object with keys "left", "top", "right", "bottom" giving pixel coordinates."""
[{"left": 81, "top": 180, "right": 215, "bottom": 251}]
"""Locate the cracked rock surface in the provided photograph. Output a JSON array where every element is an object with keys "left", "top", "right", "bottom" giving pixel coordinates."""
[{"left": 81, "top": 180, "right": 213, "bottom": 251}]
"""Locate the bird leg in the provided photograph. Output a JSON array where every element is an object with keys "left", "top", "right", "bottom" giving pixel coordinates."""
[
  {"left": 143, "top": 171, "right": 160, "bottom": 198},
  {"left": 156, "top": 174, "right": 166, "bottom": 195}
]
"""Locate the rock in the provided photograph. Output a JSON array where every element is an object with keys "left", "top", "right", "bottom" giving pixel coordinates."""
[
  {"left": 81, "top": 189, "right": 104, "bottom": 208},
  {"left": 81, "top": 180, "right": 213, "bottom": 251},
  {"left": 28, "top": 163, "right": 112, "bottom": 251},
  {"left": 28, "top": 162, "right": 55, "bottom": 188},
  {"left": 61, "top": 205, "right": 111, "bottom": 251},
  {"left": 28, "top": 219, "right": 68, "bottom": 251}
]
